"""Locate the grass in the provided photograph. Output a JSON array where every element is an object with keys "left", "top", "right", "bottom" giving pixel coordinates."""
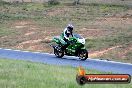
[
  {"left": 126, "top": 52, "right": 132, "bottom": 60},
  {"left": 58, "top": 0, "right": 132, "bottom": 6},
  {"left": 85, "top": 26, "right": 132, "bottom": 62},
  {"left": 0, "top": 27, "right": 12, "bottom": 37},
  {"left": 85, "top": 27, "right": 132, "bottom": 62},
  {"left": 0, "top": 1, "right": 129, "bottom": 28},
  {"left": 0, "top": 23, "right": 16, "bottom": 37},
  {"left": 0, "top": 58, "right": 132, "bottom": 88},
  {"left": 0, "top": 1, "right": 129, "bottom": 30},
  {"left": 85, "top": 30, "right": 132, "bottom": 50}
]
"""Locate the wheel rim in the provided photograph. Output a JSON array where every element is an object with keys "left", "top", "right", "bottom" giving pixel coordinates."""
[
  {"left": 55, "top": 50, "right": 63, "bottom": 57},
  {"left": 79, "top": 51, "right": 87, "bottom": 60}
]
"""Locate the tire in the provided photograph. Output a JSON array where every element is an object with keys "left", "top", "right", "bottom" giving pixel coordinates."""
[
  {"left": 54, "top": 46, "right": 64, "bottom": 58},
  {"left": 78, "top": 49, "right": 88, "bottom": 61}
]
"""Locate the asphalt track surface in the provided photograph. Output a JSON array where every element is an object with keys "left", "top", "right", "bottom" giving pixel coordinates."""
[{"left": 0, "top": 48, "right": 132, "bottom": 75}]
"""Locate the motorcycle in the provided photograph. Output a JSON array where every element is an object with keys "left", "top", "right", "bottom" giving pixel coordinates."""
[{"left": 51, "top": 33, "right": 88, "bottom": 61}]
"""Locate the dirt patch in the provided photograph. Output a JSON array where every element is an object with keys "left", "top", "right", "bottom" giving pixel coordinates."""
[
  {"left": 15, "top": 39, "right": 42, "bottom": 49},
  {"left": 1, "top": 36, "right": 7, "bottom": 39},
  {"left": 13, "top": 20, "right": 33, "bottom": 26},
  {"left": 95, "top": 17, "right": 132, "bottom": 28},
  {"left": 47, "top": 7, "right": 70, "bottom": 16},
  {"left": 2, "top": 20, "right": 118, "bottom": 53},
  {"left": 8, "top": 20, "right": 61, "bottom": 52},
  {"left": 78, "top": 28, "right": 112, "bottom": 38},
  {"left": 15, "top": 25, "right": 27, "bottom": 29},
  {"left": 25, "top": 32, "right": 35, "bottom": 36},
  {"left": 27, "top": 44, "right": 51, "bottom": 52},
  {"left": 89, "top": 45, "right": 122, "bottom": 57},
  {"left": 89, "top": 44, "right": 132, "bottom": 61},
  {"left": 116, "top": 45, "right": 132, "bottom": 59},
  {"left": 20, "top": 39, "right": 42, "bottom": 44}
]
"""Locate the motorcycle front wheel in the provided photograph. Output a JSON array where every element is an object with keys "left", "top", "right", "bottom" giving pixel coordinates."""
[{"left": 78, "top": 49, "right": 88, "bottom": 61}]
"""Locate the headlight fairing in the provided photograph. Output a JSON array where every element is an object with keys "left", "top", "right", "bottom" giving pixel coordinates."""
[{"left": 78, "top": 38, "right": 85, "bottom": 44}]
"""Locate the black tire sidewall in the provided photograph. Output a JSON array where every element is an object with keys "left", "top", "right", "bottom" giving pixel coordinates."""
[
  {"left": 79, "top": 49, "right": 88, "bottom": 60},
  {"left": 54, "top": 48, "right": 64, "bottom": 58}
]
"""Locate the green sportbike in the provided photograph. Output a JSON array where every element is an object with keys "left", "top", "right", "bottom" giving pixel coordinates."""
[{"left": 51, "top": 33, "right": 88, "bottom": 61}]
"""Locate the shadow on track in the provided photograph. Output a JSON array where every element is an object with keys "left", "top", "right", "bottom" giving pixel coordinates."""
[{"left": 53, "top": 56, "right": 87, "bottom": 62}]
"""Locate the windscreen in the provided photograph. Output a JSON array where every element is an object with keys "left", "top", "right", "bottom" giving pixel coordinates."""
[{"left": 73, "top": 33, "right": 83, "bottom": 39}]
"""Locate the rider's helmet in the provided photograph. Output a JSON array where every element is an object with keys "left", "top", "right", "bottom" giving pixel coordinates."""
[{"left": 67, "top": 24, "right": 74, "bottom": 33}]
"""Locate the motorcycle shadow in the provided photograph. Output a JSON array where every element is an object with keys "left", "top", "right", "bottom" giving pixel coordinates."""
[{"left": 53, "top": 56, "right": 86, "bottom": 61}]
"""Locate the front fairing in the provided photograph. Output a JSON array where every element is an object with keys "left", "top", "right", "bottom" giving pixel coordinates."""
[{"left": 67, "top": 34, "right": 86, "bottom": 52}]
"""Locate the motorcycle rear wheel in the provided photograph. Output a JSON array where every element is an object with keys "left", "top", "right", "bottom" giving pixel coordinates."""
[{"left": 54, "top": 46, "right": 64, "bottom": 58}]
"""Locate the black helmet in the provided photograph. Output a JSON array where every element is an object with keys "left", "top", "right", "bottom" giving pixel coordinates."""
[{"left": 67, "top": 24, "right": 74, "bottom": 32}]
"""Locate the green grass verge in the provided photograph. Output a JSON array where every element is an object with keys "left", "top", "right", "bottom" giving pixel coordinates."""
[{"left": 0, "top": 59, "right": 131, "bottom": 88}]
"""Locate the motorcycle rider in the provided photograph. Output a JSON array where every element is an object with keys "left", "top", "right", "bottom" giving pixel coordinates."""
[{"left": 61, "top": 24, "right": 74, "bottom": 51}]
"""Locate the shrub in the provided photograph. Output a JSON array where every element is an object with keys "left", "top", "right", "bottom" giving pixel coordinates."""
[{"left": 48, "top": 0, "right": 60, "bottom": 5}]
